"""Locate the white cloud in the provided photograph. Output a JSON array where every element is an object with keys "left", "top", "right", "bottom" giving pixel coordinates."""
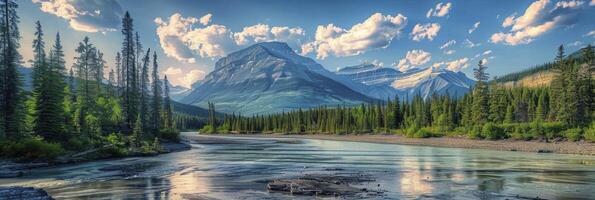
[
  {"left": 432, "top": 57, "right": 470, "bottom": 72},
  {"left": 440, "top": 40, "right": 456, "bottom": 49},
  {"left": 567, "top": 41, "right": 583, "bottom": 47},
  {"left": 181, "top": 69, "right": 206, "bottom": 88},
  {"left": 555, "top": 0, "right": 584, "bottom": 9},
  {"left": 502, "top": 14, "right": 516, "bottom": 27},
  {"left": 411, "top": 23, "right": 441, "bottom": 41},
  {"left": 199, "top": 13, "right": 212, "bottom": 25},
  {"left": 463, "top": 39, "right": 480, "bottom": 48},
  {"left": 32, "top": 0, "right": 123, "bottom": 33},
  {"left": 481, "top": 58, "right": 489, "bottom": 65},
  {"left": 591, "top": 0, "right": 595, "bottom": 6},
  {"left": 155, "top": 13, "right": 305, "bottom": 62},
  {"left": 301, "top": 12, "right": 407, "bottom": 59},
  {"left": 155, "top": 13, "right": 234, "bottom": 62},
  {"left": 585, "top": 30, "right": 595, "bottom": 37},
  {"left": 233, "top": 24, "right": 305, "bottom": 47},
  {"left": 482, "top": 50, "right": 492, "bottom": 55},
  {"left": 394, "top": 50, "right": 431, "bottom": 71},
  {"left": 163, "top": 67, "right": 183, "bottom": 75},
  {"left": 491, "top": 0, "right": 586, "bottom": 45},
  {"left": 426, "top": 2, "right": 452, "bottom": 18},
  {"left": 468, "top": 21, "right": 480, "bottom": 34},
  {"left": 445, "top": 50, "right": 455, "bottom": 55}
]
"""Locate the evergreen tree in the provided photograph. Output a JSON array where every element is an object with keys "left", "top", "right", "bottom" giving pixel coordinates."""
[
  {"left": 121, "top": 11, "right": 137, "bottom": 132},
  {"left": 33, "top": 27, "right": 67, "bottom": 142},
  {"left": 139, "top": 48, "right": 151, "bottom": 134},
  {"left": 150, "top": 52, "right": 162, "bottom": 134},
  {"left": 0, "top": 0, "right": 24, "bottom": 138},
  {"left": 472, "top": 59, "right": 490, "bottom": 124},
  {"left": 163, "top": 75, "right": 173, "bottom": 129}
]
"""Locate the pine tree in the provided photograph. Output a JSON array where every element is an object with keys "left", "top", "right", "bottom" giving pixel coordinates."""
[
  {"left": 31, "top": 21, "right": 45, "bottom": 90},
  {"left": 163, "top": 75, "right": 173, "bottom": 129},
  {"left": 139, "top": 48, "right": 151, "bottom": 134},
  {"left": 33, "top": 27, "right": 67, "bottom": 142},
  {"left": 150, "top": 52, "right": 162, "bottom": 134},
  {"left": 549, "top": 45, "right": 565, "bottom": 121},
  {"left": 121, "top": 11, "right": 137, "bottom": 132},
  {"left": 472, "top": 59, "right": 490, "bottom": 125},
  {"left": 0, "top": 0, "right": 24, "bottom": 138}
]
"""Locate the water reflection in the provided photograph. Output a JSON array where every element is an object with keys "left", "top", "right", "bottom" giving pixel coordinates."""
[{"left": 1, "top": 134, "right": 594, "bottom": 199}]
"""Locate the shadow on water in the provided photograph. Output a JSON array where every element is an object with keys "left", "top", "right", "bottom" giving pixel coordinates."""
[{"left": 1, "top": 134, "right": 594, "bottom": 199}]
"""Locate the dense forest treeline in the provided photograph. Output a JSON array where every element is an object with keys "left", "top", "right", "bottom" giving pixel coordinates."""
[
  {"left": 0, "top": 0, "right": 184, "bottom": 161},
  {"left": 208, "top": 45, "right": 595, "bottom": 142}
]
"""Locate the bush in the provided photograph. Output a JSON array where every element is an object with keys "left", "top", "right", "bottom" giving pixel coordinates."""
[
  {"left": 585, "top": 126, "right": 595, "bottom": 142},
  {"left": 563, "top": 128, "right": 583, "bottom": 142},
  {"left": 467, "top": 125, "right": 483, "bottom": 139},
  {"left": 160, "top": 128, "right": 180, "bottom": 142},
  {"left": 542, "top": 122, "right": 565, "bottom": 139},
  {"left": 412, "top": 128, "right": 436, "bottom": 138},
  {"left": 2, "top": 137, "right": 64, "bottom": 162},
  {"left": 200, "top": 125, "right": 216, "bottom": 134},
  {"left": 481, "top": 123, "right": 505, "bottom": 140}
]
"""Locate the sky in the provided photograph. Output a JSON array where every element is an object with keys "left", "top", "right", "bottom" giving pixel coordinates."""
[{"left": 18, "top": 0, "right": 595, "bottom": 88}]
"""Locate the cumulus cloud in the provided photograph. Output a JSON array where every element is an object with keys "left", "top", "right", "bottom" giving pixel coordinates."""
[
  {"left": 426, "top": 2, "right": 452, "bottom": 18},
  {"left": 233, "top": 24, "right": 305, "bottom": 47},
  {"left": 585, "top": 30, "right": 595, "bottom": 37},
  {"left": 163, "top": 67, "right": 183, "bottom": 75},
  {"left": 301, "top": 13, "right": 407, "bottom": 59},
  {"left": 155, "top": 13, "right": 305, "bottom": 62},
  {"left": 411, "top": 23, "right": 441, "bottom": 41},
  {"left": 432, "top": 57, "right": 470, "bottom": 72},
  {"left": 199, "top": 13, "right": 212, "bottom": 25},
  {"left": 394, "top": 50, "right": 431, "bottom": 71},
  {"left": 155, "top": 13, "right": 234, "bottom": 62},
  {"left": 32, "top": 0, "right": 123, "bottom": 33},
  {"left": 181, "top": 69, "right": 206, "bottom": 88},
  {"left": 468, "top": 21, "right": 480, "bottom": 34},
  {"left": 491, "top": 0, "right": 586, "bottom": 45},
  {"left": 591, "top": 0, "right": 595, "bottom": 6}
]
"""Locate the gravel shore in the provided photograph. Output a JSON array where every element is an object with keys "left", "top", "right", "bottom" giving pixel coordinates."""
[{"left": 202, "top": 133, "right": 595, "bottom": 156}]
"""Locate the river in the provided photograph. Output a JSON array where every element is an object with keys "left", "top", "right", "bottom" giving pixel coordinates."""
[{"left": 1, "top": 133, "right": 594, "bottom": 199}]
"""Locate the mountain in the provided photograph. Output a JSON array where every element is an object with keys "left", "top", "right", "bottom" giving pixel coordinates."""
[
  {"left": 167, "top": 82, "right": 190, "bottom": 101},
  {"left": 180, "top": 42, "right": 375, "bottom": 115},
  {"left": 391, "top": 67, "right": 474, "bottom": 99},
  {"left": 336, "top": 64, "right": 474, "bottom": 100}
]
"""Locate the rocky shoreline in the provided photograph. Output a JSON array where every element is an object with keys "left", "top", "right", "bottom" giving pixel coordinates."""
[
  {"left": 0, "top": 141, "right": 191, "bottom": 179},
  {"left": 209, "top": 133, "right": 595, "bottom": 156}
]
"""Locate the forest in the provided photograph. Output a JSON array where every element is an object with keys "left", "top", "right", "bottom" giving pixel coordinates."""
[
  {"left": 209, "top": 45, "right": 595, "bottom": 142},
  {"left": 0, "top": 0, "right": 182, "bottom": 161}
]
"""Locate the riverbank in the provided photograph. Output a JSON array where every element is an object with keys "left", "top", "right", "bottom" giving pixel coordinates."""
[
  {"left": 195, "top": 133, "right": 595, "bottom": 156},
  {"left": 0, "top": 141, "right": 191, "bottom": 179}
]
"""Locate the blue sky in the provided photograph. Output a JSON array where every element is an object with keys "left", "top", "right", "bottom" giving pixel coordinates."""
[{"left": 19, "top": 0, "right": 595, "bottom": 87}]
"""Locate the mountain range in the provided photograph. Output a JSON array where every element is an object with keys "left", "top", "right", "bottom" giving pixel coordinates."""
[{"left": 179, "top": 42, "right": 475, "bottom": 114}]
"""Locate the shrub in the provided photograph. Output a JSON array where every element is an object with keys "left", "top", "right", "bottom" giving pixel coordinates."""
[
  {"left": 2, "top": 137, "right": 64, "bottom": 162},
  {"left": 412, "top": 128, "right": 436, "bottom": 138},
  {"left": 585, "top": 126, "right": 595, "bottom": 142},
  {"left": 563, "top": 128, "right": 583, "bottom": 142},
  {"left": 200, "top": 125, "right": 216, "bottom": 134},
  {"left": 481, "top": 123, "right": 505, "bottom": 140},
  {"left": 160, "top": 128, "right": 180, "bottom": 142},
  {"left": 467, "top": 125, "right": 483, "bottom": 139},
  {"left": 542, "top": 122, "right": 565, "bottom": 139}
]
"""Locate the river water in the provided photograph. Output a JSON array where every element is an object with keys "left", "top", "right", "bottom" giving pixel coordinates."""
[{"left": 1, "top": 133, "right": 594, "bottom": 199}]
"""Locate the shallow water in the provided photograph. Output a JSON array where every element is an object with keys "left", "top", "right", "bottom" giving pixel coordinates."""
[{"left": 1, "top": 133, "right": 595, "bottom": 199}]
